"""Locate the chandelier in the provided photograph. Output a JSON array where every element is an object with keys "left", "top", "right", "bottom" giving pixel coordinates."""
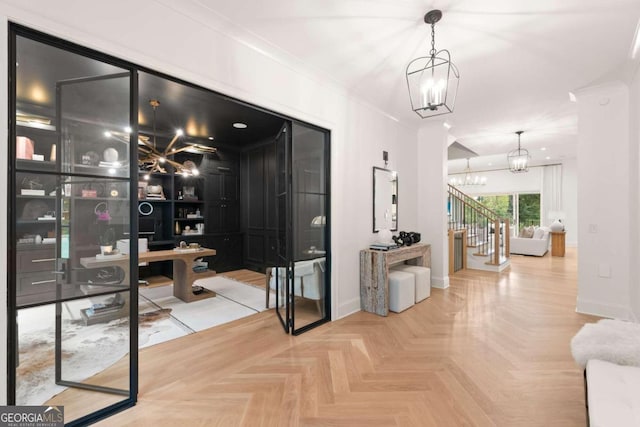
[
  {"left": 406, "top": 9, "right": 460, "bottom": 119},
  {"left": 449, "top": 158, "right": 487, "bottom": 187},
  {"left": 508, "top": 130, "right": 529, "bottom": 173},
  {"left": 138, "top": 99, "right": 216, "bottom": 178}
]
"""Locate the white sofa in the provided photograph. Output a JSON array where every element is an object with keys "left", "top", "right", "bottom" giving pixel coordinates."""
[{"left": 509, "top": 226, "right": 550, "bottom": 256}]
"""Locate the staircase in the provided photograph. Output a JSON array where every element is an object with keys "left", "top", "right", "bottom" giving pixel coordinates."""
[{"left": 447, "top": 184, "right": 511, "bottom": 273}]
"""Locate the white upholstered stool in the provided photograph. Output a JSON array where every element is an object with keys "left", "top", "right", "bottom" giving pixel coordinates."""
[
  {"left": 388, "top": 270, "right": 415, "bottom": 313},
  {"left": 391, "top": 265, "right": 431, "bottom": 302}
]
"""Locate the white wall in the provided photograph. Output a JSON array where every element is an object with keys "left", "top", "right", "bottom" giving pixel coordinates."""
[
  {"left": 575, "top": 81, "right": 633, "bottom": 320},
  {"left": 561, "top": 158, "right": 579, "bottom": 247},
  {"left": 629, "top": 66, "right": 640, "bottom": 320},
  {"left": 418, "top": 123, "right": 449, "bottom": 288},
  {"left": 0, "top": 0, "right": 425, "bottom": 402},
  {"left": 448, "top": 162, "right": 578, "bottom": 245}
]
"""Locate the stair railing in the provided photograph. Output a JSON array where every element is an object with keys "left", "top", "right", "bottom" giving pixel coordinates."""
[{"left": 447, "top": 184, "right": 510, "bottom": 265}]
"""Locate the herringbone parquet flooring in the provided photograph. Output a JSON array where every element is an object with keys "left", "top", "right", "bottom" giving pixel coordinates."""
[{"left": 84, "top": 248, "right": 595, "bottom": 426}]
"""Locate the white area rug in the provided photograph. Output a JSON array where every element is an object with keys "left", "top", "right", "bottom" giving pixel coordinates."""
[
  {"left": 18, "top": 277, "right": 272, "bottom": 406},
  {"left": 140, "top": 284, "right": 257, "bottom": 332},
  {"left": 200, "top": 276, "right": 274, "bottom": 311}
]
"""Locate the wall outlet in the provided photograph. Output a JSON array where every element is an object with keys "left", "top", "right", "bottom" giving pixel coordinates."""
[
  {"left": 598, "top": 264, "right": 611, "bottom": 278},
  {"left": 588, "top": 224, "right": 598, "bottom": 233}
]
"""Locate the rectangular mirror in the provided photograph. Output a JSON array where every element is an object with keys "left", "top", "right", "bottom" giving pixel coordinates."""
[{"left": 373, "top": 167, "right": 398, "bottom": 232}]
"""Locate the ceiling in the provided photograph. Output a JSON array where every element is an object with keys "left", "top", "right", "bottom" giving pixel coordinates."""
[
  {"left": 16, "top": 36, "right": 285, "bottom": 148},
  {"left": 192, "top": 0, "right": 640, "bottom": 171}
]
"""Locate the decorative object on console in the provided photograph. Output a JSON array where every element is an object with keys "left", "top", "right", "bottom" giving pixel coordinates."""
[
  {"left": 548, "top": 211, "right": 565, "bottom": 232},
  {"left": 393, "top": 231, "right": 421, "bottom": 247},
  {"left": 508, "top": 131, "right": 530, "bottom": 173},
  {"left": 138, "top": 99, "right": 215, "bottom": 177},
  {"left": 406, "top": 9, "right": 459, "bottom": 119},
  {"left": 377, "top": 229, "right": 393, "bottom": 244}
]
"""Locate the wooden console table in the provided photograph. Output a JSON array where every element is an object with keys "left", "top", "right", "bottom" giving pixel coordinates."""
[
  {"left": 551, "top": 231, "right": 566, "bottom": 257},
  {"left": 80, "top": 248, "right": 217, "bottom": 303},
  {"left": 360, "top": 243, "right": 431, "bottom": 316}
]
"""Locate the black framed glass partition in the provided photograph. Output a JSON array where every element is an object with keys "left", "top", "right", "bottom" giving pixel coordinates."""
[
  {"left": 9, "top": 25, "right": 138, "bottom": 424},
  {"left": 273, "top": 120, "right": 331, "bottom": 335}
]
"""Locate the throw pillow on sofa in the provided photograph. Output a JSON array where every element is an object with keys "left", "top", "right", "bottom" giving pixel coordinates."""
[
  {"left": 519, "top": 226, "right": 535, "bottom": 238},
  {"left": 532, "top": 227, "right": 545, "bottom": 239}
]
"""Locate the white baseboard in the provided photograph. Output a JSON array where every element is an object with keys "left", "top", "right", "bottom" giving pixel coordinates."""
[
  {"left": 576, "top": 298, "right": 634, "bottom": 320},
  {"left": 431, "top": 275, "right": 449, "bottom": 289},
  {"left": 336, "top": 297, "right": 361, "bottom": 320}
]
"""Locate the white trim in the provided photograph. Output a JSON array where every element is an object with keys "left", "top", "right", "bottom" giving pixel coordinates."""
[
  {"left": 576, "top": 298, "right": 634, "bottom": 321},
  {"left": 337, "top": 297, "right": 361, "bottom": 319},
  {"left": 431, "top": 276, "right": 450, "bottom": 289}
]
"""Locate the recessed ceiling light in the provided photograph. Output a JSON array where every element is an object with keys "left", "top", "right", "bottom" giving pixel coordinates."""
[
  {"left": 233, "top": 122, "right": 248, "bottom": 129},
  {"left": 488, "top": 163, "right": 492, "bottom": 166},
  {"left": 176, "top": 129, "right": 184, "bottom": 136},
  {"left": 541, "top": 147, "right": 546, "bottom": 151},
  {"left": 545, "top": 156, "right": 551, "bottom": 160},
  {"left": 443, "top": 122, "right": 451, "bottom": 129},
  {"left": 208, "top": 136, "right": 214, "bottom": 140}
]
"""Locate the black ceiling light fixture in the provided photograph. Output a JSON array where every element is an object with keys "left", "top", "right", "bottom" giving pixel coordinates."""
[
  {"left": 508, "top": 131, "right": 530, "bottom": 173},
  {"left": 406, "top": 9, "right": 460, "bottom": 119}
]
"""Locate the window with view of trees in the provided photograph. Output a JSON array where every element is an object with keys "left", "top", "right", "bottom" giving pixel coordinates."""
[
  {"left": 518, "top": 193, "right": 540, "bottom": 228},
  {"left": 474, "top": 192, "right": 541, "bottom": 232}
]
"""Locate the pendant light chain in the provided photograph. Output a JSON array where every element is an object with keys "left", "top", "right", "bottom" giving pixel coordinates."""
[{"left": 430, "top": 23, "right": 436, "bottom": 58}]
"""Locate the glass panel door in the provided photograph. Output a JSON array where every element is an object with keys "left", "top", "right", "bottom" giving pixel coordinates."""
[
  {"left": 11, "top": 28, "right": 137, "bottom": 423},
  {"left": 290, "top": 123, "right": 330, "bottom": 334},
  {"left": 274, "top": 122, "right": 292, "bottom": 332}
]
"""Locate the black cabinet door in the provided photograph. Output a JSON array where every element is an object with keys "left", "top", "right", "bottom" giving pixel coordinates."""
[
  {"left": 206, "top": 202, "right": 240, "bottom": 233},
  {"left": 210, "top": 234, "right": 243, "bottom": 273},
  {"left": 206, "top": 172, "right": 238, "bottom": 201}
]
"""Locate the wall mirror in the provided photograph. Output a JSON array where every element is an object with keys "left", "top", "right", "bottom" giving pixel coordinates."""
[{"left": 373, "top": 167, "right": 398, "bottom": 232}]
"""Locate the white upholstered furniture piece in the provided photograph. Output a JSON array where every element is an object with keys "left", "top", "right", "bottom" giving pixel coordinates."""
[
  {"left": 586, "top": 359, "right": 640, "bottom": 427},
  {"left": 509, "top": 226, "right": 551, "bottom": 256},
  {"left": 571, "top": 319, "right": 640, "bottom": 426},
  {"left": 388, "top": 270, "right": 415, "bottom": 313},
  {"left": 391, "top": 264, "right": 431, "bottom": 302},
  {"left": 266, "top": 258, "right": 325, "bottom": 313}
]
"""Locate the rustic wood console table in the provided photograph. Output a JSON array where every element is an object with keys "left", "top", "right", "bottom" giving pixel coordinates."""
[{"left": 360, "top": 243, "right": 431, "bottom": 316}]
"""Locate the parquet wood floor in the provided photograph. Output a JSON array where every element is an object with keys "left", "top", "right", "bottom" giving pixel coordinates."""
[{"left": 84, "top": 248, "right": 596, "bottom": 425}]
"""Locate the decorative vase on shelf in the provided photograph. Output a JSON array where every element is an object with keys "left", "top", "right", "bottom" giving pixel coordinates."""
[
  {"left": 175, "top": 221, "right": 181, "bottom": 235},
  {"left": 550, "top": 219, "right": 564, "bottom": 232}
]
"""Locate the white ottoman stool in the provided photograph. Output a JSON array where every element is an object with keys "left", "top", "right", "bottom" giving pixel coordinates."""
[
  {"left": 388, "top": 270, "right": 415, "bottom": 313},
  {"left": 392, "top": 265, "right": 431, "bottom": 302}
]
